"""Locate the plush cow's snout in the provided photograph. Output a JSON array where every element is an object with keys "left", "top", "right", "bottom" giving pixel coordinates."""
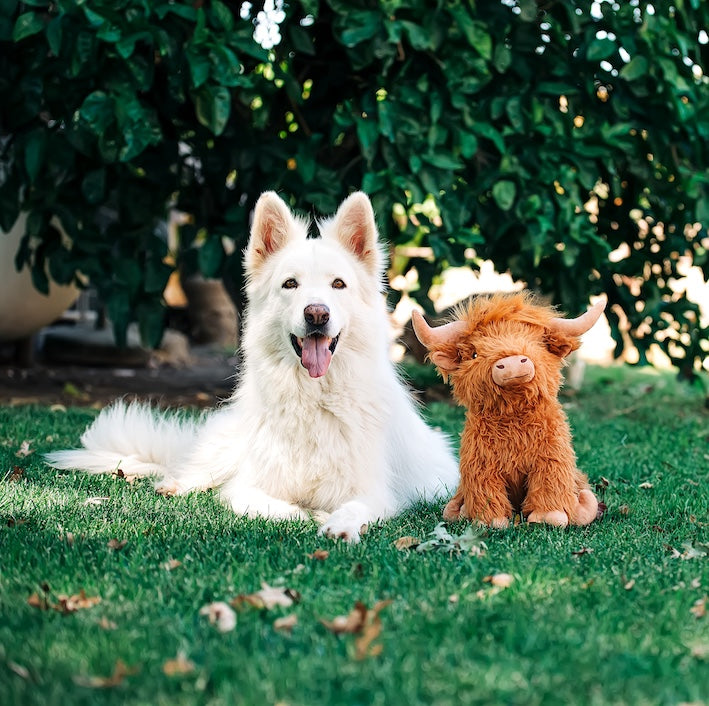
[
  {"left": 304, "top": 304, "right": 330, "bottom": 327},
  {"left": 492, "top": 355, "right": 535, "bottom": 387}
]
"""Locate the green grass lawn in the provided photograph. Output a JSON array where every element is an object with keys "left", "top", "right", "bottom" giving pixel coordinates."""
[{"left": 1, "top": 365, "right": 708, "bottom": 706}]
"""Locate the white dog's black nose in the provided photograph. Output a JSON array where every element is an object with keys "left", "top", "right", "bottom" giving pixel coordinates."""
[{"left": 304, "top": 304, "right": 330, "bottom": 326}]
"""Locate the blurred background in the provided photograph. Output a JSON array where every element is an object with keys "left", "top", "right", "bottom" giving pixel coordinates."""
[{"left": 0, "top": 0, "right": 707, "bottom": 401}]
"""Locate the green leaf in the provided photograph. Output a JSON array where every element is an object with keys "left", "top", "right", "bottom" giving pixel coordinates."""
[
  {"left": 493, "top": 44, "right": 512, "bottom": 73},
  {"left": 193, "top": 85, "right": 231, "bottom": 135},
  {"left": 145, "top": 257, "right": 173, "bottom": 294},
  {"left": 586, "top": 38, "right": 616, "bottom": 62},
  {"left": 137, "top": 301, "right": 165, "bottom": 348},
  {"left": 338, "top": 10, "right": 381, "bottom": 48},
  {"left": 452, "top": 13, "right": 492, "bottom": 61},
  {"left": 288, "top": 24, "right": 316, "bottom": 55},
  {"left": 210, "top": 0, "right": 234, "bottom": 31},
  {"left": 24, "top": 130, "right": 46, "bottom": 184},
  {"left": 106, "top": 290, "right": 131, "bottom": 348},
  {"left": 620, "top": 55, "right": 648, "bottom": 81},
  {"left": 45, "top": 16, "right": 62, "bottom": 55},
  {"left": 81, "top": 169, "right": 106, "bottom": 204},
  {"left": 12, "top": 11, "right": 44, "bottom": 41},
  {"left": 492, "top": 180, "right": 517, "bottom": 211},
  {"left": 421, "top": 153, "right": 463, "bottom": 171},
  {"left": 198, "top": 235, "right": 225, "bottom": 278},
  {"left": 187, "top": 48, "right": 211, "bottom": 88}
]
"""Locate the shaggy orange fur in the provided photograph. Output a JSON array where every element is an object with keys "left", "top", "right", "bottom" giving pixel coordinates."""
[{"left": 412, "top": 292, "right": 604, "bottom": 528}]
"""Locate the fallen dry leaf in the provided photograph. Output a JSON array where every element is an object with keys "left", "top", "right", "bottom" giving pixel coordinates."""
[
  {"left": 638, "top": 481, "right": 654, "bottom": 489},
  {"left": 107, "top": 539, "right": 127, "bottom": 551},
  {"left": 15, "top": 441, "right": 33, "bottom": 458},
  {"left": 6, "top": 516, "right": 27, "bottom": 528},
  {"left": 50, "top": 404, "right": 67, "bottom": 413},
  {"left": 112, "top": 468, "right": 138, "bottom": 484},
  {"left": 163, "top": 559, "right": 182, "bottom": 571},
  {"left": 617, "top": 504, "right": 630, "bottom": 516},
  {"left": 572, "top": 547, "right": 594, "bottom": 557},
  {"left": 162, "top": 651, "right": 195, "bottom": 676},
  {"left": 690, "top": 597, "right": 707, "bottom": 619},
  {"left": 232, "top": 583, "right": 300, "bottom": 610},
  {"left": 7, "top": 466, "right": 24, "bottom": 482},
  {"left": 307, "top": 550, "right": 330, "bottom": 561},
  {"left": 273, "top": 614, "right": 298, "bottom": 632},
  {"left": 483, "top": 573, "right": 514, "bottom": 588},
  {"left": 27, "top": 592, "right": 50, "bottom": 611},
  {"left": 448, "top": 594, "right": 459, "bottom": 604},
  {"left": 321, "top": 601, "right": 392, "bottom": 660},
  {"left": 74, "top": 659, "right": 139, "bottom": 688},
  {"left": 200, "top": 602, "right": 237, "bottom": 632},
  {"left": 321, "top": 602, "right": 368, "bottom": 635},
  {"left": 55, "top": 590, "right": 101, "bottom": 614},
  {"left": 624, "top": 579, "right": 636, "bottom": 591},
  {"left": 393, "top": 536, "right": 419, "bottom": 550}
]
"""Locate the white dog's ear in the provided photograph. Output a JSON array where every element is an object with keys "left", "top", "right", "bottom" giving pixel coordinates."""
[
  {"left": 327, "top": 192, "right": 383, "bottom": 275},
  {"left": 246, "top": 191, "right": 300, "bottom": 270}
]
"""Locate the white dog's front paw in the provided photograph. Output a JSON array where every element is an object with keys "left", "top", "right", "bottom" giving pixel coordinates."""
[{"left": 318, "top": 502, "right": 371, "bottom": 543}]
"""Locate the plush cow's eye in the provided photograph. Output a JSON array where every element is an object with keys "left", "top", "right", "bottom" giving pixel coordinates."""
[
  {"left": 282, "top": 278, "right": 299, "bottom": 289},
  {"left": 332, "top": 278, "right": 346, "bottom": 289}
]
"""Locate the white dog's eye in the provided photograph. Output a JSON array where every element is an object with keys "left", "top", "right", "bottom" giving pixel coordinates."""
[
  {"left": 282, "top": 278, "right": 299, "bottom": 289},
  {"left": 332, "top": 278, "right": 346, "bottom": 289}
]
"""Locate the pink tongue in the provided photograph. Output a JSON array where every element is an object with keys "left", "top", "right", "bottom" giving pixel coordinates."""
[{"left": 301, "top": 336, "right": 332, "bottom": 378}]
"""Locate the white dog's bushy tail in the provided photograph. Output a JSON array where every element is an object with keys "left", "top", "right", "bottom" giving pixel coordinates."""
[{"left": 45, "top": 402, "right": 200, "bottom": 479}]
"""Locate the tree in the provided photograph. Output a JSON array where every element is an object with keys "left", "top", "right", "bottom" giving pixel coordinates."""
[{"left": 1, "top": 0, "right": 707, "bottom": 376}]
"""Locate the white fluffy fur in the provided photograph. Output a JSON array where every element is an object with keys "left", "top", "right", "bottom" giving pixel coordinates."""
[{"left": 46, "top": 191, "right": 458, "bottom": 542}]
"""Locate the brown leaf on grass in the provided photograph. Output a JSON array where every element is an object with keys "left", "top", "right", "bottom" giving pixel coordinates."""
[
  {"left": 112, "top": 468, "right": 137, "bottom": 484},
  {"left": 107, "top": 539, "right": 127, "bottom": 551},
  {"left": 393, "top": 536, "right": 419, "bottom": 550},
  {"left": 273, "top": 614, "right": 298, "bottom": 632},
  {"left": 638, "top": 481, "right": 654, "bottom": 489},
  {"left": 690, "top": 597, "right": 707, "bottom": 619},
  {"left": 624, "top": 579, "right": 636, "bottom": 591},
  {"left": 572, "top": 547, "right": 594, "bottom": 557},
  {"left": 321, "top": 601, "right": 392, "bottom": 660},
  {"left": 27, "top": 592, "right": 50, "bottom": 611},
  {"left": 7, "top": 466, "right": 24, "bottom": 482},
  {"left": 74, "top": 659, "right": 139, "bottom": 688},
  {"left": 232, "top": 583, "right": 300, "bottom": 610},
  {"left": 7, "top": 516, "right": 27, "bottom": 528},
  {"left": 307, "top": 549, "right": 330, "bottom": 561},
  {"left": 320, "top": 602, "right": 368, "bottom": 634},
  {"left": 690, "top": 642, "right": 709, "bottom": 660},
  {"left": 15, "top": 441, "right": 33, "bottom": 458},
  {"left": 617, "top": 504, "right": 630, "bottom": 516},
  {"left": 162, "top": 651, "right": 195, "bottom": 676},
  {"left": 163, "top": 559, "right": 182, "bottom": 571},
  {"left": 199, "top": 602, "right": 237, "bottom": 632},
  {"left": 483, "top": 573, "right": 514, "bottom": 588},
  {"left": 55, "top": 590, "right": 102, "bottom": 614},
  {"left": 596, "top": 502, "right": 607, "bottom": 520}
]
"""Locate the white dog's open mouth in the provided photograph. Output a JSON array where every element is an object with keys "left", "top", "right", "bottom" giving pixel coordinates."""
[{"left": 291, "top": 334, "right": 340, "bottom": 378}]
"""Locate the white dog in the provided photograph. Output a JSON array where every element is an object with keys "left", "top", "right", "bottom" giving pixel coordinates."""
[{"left": 46, "top": 191, "right": 458, "bottom": 542}]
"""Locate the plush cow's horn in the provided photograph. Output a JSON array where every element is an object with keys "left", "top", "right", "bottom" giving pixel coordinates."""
[
  {"left": 411, "top": 310, "right": 468, "bottom": 349},
  {"left": 550, "top": 297, "right": 607, "bottom": 337}
]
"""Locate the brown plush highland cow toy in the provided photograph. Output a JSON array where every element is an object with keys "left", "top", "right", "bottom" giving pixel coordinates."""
[{"left": 412, "top": 292, "right": 605, "bottom": 528}]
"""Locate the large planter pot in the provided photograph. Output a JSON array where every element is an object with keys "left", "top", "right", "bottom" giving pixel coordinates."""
[{"left": 0, "top": 213, "right": 80, "bottom": 341}]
